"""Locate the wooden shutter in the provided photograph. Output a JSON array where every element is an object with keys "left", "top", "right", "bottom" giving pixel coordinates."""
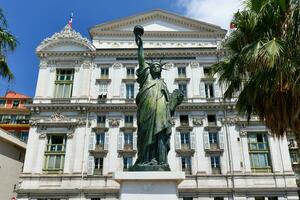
[
  {"left": 120, "top": 83, "right": 125, "bottom": 98},
  {"left": 190, "top": 132, "right": 196, "bottom": 150},
  {"left": 88, "top": 132, "right": 95, "bottom": 151},
  {"left": 117, "top": 132, "right": 123, "bottom": 150},
  {"left": 87, "top": 155, "right": 94, "bottom": 175},
  {"left": 203, "top": 131, "right": 210, "bottom": 150},
  {"left": 214, "top": 81, "right": 221, "bottom": 98},
  {"left": 133, "top": 133, "right": 137, "bottom": 150},
  {"left": 199, "top": 82, "right": 206, "bottom": 98},
  {"left": 219, "top": 131, "right": 224, "bottom": 150},
  {"left": 104, "top": 132, "right": 109, "bottom": 150},
  {"left": 134, "top": 83, "right": 139, "bottom": 98},
  {"left": 175, "top": 132, "right": 181, "bottom": 150}
]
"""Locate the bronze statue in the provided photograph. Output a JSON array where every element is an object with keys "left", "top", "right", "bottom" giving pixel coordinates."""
[{"left": 130, "top": 25, "right": 184, "bottom": 171}]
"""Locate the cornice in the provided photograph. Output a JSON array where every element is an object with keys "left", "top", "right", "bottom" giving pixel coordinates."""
[
  {"left": 91, "top": 31, "right": 225, "bottom": 38},
  {"left": 28, "top": 101, "right": 236, "bottom": 113},
  {"left": 37, "top": 48, "right": 220, "bottom": 58}
]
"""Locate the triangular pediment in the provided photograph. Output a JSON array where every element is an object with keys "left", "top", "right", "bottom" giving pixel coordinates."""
[{"left": 90, "top": 9, "right": 226, "bottom": 36}]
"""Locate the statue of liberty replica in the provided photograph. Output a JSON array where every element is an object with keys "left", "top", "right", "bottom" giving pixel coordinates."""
[{"left": 130, "top": 25, "right": 184, "bottom": 171}]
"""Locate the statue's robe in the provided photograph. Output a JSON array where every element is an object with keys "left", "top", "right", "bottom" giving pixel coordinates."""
[{"left": 135, "top": 66, "right": 172, "bottom": 164}]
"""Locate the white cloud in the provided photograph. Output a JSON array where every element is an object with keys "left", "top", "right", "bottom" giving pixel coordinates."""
[{"left": 177, "top": 0, "right": 243, "bottom": 29}]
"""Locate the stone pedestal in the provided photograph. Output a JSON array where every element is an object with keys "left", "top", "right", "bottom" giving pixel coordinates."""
[{"left": 114, "top": 171, "right": 185, "bottom": 200}]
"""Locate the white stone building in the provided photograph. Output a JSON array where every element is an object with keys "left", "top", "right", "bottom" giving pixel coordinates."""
[{"left": 17, "top": 10, "right": 299, "bottom": 200}]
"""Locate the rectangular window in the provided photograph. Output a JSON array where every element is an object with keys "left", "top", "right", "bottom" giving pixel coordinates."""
[
  {"left": 183, "top": 198, "right": 193, "bottom": 200},
  {"left": 12, "top": 100, "right": 20, "bottom": 108},
  {"left": 214, "top": 198, "right": 224, "bottom": 200},
  {"left": 97, "top": 115, "right": 106, "bottom": 127},
  {"left": 178, "top": 84, "right": 187, "bottom": 97},
  {"left": 204, "top": 67, "right": 211, "bottom": 77},
  {"left": 289, "top": 139, "right": 296, "bottom": 148},
  {"left": 99, "top": 84, "right": 108, "bottom": 96},
  {"left": 55, "top": 69, "right": 74, "bottom": 98},
  {"left": 205, "top": 83, "right": 214, "bottom": 98},
  {"left": 94, "top": 157, "right": 103, "bottom": 175},
  {"left": 0, "top": 99, "right": 5, "bottom": 107},
  {"left": 101, "top": 67, "right": 109, "bottom": 78},
  {"left": 178, "top": 67, "right": 186, "bottom": 77},
  {"left": 124, "top": 132, "right": 133, "bottom": 150},
  {"left": 207, "top": 114, "right": 217, "bottom": 126},
  {"left": 123, "top": 157, "right": 133, "bottom": 170},
  {"left": 127, "top": 67, "right": 135, "bottom": 78},
  {"left": 44, "top": 135, "right": 66, "bottom": 173},
  {"left": 126, "top": 84, "right": 134, "bottom": 99},
  {"left": 248, "top": 132, "right": 272, "bottom": 173},
  {"left": 125, "top": 115, "right": 133, "bottom": 126},
  {"left": 20, "top": 132, "right": 29, "bottom": 142},
  {"left": 91, "top": 198, "right": 101, "bottom": 200},
  {"left": 209, "top": 132, "right": 219, "bottom": 149},
  {"left": 181, "top": 156, "right": 191, "bottom": 174},
  {"left": 290, "top": 152, "right": 298, "bottom": 163},
  {"left": 211, "top": 156, "right": 221, "bottom": 174},
  {"left": 96, "top": 133, "right": 105, "bottom": 145},
  {"left": 180, "top": 115, "right": 189, "bottom": 126},
  {"left": 181, "top": 132, "right": 190, "bottom": 149}
]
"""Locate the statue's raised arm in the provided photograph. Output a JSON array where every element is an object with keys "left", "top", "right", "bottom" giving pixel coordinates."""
[{"left": 134, "top": 25, "right": 146, "bottom": 70}]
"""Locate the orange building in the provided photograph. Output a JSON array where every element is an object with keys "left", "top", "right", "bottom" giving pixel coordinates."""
[{"left": 0, "top": 91, "right": 31, "bottom": 142}]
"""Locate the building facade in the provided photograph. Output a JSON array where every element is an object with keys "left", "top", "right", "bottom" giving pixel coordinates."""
[
  {"left": 0, "top": 91, "right": 31, "bottom": 142},
  {"left": 18, "top": 10, "right": 299, "bottom": 200},
  {"left": 0, "top": 128, "right": 26, "bottom": 200}
]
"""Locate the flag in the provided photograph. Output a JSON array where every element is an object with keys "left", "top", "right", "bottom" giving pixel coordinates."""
[{"left": 68, "top": 12, "right": 73, "bottom": 28}]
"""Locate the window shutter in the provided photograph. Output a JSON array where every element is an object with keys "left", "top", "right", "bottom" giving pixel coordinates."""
[
  {"left": 199, "top": 82, "right": 206, "bottom": 98},
  {"left": 203, "top": 131, "right": 210, "bottom": 150},
  {"left": 117, "top": 132, "right": 123, "bottom": 150},
  {"left": 219, "top": 131, "right": 224, "bottom": 150},
  {"left": 175, "top": 132, "right": 181, "bottom": 150},
  {"left": 88, "top": 132, "right": 95, "bottom": 151},
  {"left": 87, "top": 155, "right": 94, "bottom": 175},
  {"left": 134, "top": 83, "right": 139, "bottom": 98},
  {"left": 133, "top": 133, "right": 137, "bottom": 150},
  {"left": 214, "top": 81, "right": 221, "bottom": 98},
  {"left": 190, "top": 132, "right": 196, "bottom": 150},
  {"left": 104, "top": 132, "right": 109, "bottom": 150},
  {"left": 120, "top": 83, "right": 125, "bottom": 98}
]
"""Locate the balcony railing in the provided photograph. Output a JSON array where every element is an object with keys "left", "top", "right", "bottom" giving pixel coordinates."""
[
  {"left": 0, "top": 119, "right": 29, "bottom": 124},
  {"left": 183, "top": 167, "right": 192, "bottom": 175},
  {"left": 248, "top": 142, "right": 268, "bottom": 151},
  {"left": 212, "top": 167, "right": 221, "bottom": 174},
  {"left": 46, "top": 144, "right": 65, "bottom": 152},
  {"left": 94, "top": 168, "right": 103, "bottom": 175},
  {"left": 123, "top": 143, "right": 133, "bottom": 151}
]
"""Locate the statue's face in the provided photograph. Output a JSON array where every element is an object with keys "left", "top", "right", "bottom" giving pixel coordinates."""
[{"left": 150, "top": 62, "right": 162, "bottom": 78}]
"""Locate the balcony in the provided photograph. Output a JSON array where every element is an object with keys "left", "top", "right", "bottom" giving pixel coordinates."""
[
  {"left": 205, "top": 143, "right": 224, "bottom": 153},
  {"left": 0, "top": 119, "right": 29, "bottom": 124},
  {"left": 182, "top": 167, "right": 192, "bottom": 175},
  {"left": 96, "top": 76, "right": 111, "bottom": 83},
  {"left": 120, "top": 123, "right": 136, "bottom": 132},
  {"left": 94, "top": 168, "right": 103, "bottom": 175},
  {"left": 90, "top": 144, "right": 108, "bottom": 156},
  {"left": 212, "top": 167, "right": 221, "bottom": 174},
  {"left": 175, "top": 143, "right": 195, "bottom": 155},
  {"left": 51, "top": 98, "right": 71, "bottom": 104},
  {"left": 118, "top": 143, "right": 136, "bottom": 155}
]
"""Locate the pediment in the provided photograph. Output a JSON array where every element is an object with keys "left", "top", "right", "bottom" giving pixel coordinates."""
[
  {"left": 37, "top": 24, "right": 95, "bottom": 52},
  {"left": 90, "top": 9, "right": 226, "bottom": 36}
]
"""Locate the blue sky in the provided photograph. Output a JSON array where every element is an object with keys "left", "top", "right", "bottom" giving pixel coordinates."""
[{"left": 0, "top": 0, "right": 239, "bottom": 97}]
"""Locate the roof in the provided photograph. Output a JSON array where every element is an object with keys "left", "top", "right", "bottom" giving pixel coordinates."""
[{"left": 1, "top": 91, "right": 31, "bottom": 99}]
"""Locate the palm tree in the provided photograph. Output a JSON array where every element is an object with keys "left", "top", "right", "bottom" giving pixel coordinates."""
[
  {"left": 0, "top": 8, "right": 17, "bottom": 81},
  {"left": 212, "top": 0, "right": 300, "bottom": 137}
]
